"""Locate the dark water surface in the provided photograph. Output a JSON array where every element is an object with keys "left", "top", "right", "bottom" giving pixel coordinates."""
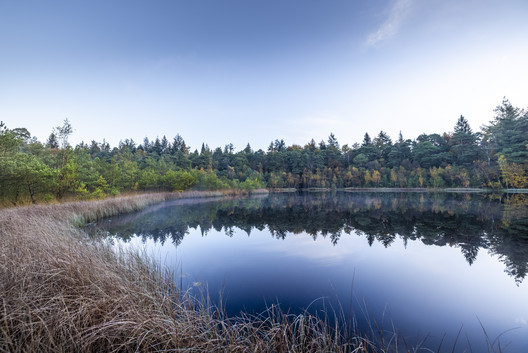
[{"left": 91, "top": 191, "right": 528, "bottom": 352}]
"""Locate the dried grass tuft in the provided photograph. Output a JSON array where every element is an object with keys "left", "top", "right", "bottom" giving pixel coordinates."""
[{"left": 0, "top": 192, "right": 377, "bottom": 352}]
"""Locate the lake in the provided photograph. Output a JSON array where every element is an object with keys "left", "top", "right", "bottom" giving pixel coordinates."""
[{"left": 91, "top": 191, "right": 528, "bottom": 352}]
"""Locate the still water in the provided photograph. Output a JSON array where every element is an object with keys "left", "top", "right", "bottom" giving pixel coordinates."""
[{"left": 92, "top": 191, "right": 528, "bottom": 352}]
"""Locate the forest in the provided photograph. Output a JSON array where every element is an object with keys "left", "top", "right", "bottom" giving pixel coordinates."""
[{"left": 1, "top": 98, "right": 528, "bottom": 205}]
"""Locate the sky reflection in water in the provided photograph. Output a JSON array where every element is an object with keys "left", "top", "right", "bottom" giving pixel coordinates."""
[{"left": 93, "top": 192, "right": 528, "bottom": 352}]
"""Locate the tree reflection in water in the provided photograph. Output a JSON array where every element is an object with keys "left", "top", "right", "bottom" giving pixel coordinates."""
[{"left": 91, "top": 192, "right": 528, "bottom": 284}]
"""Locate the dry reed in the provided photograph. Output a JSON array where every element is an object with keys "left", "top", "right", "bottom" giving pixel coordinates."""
[{"left": 0, "top": 192, "right": 375, "bottom": 352}]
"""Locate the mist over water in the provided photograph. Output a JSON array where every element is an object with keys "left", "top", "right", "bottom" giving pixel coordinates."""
[{"left": 92, "top": 191, "right": 528, "bottom": 352}]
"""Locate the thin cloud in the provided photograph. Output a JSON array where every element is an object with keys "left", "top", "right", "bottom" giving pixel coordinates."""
[{"left": 366, "top": 0, "right": 414, "bottom": 47}]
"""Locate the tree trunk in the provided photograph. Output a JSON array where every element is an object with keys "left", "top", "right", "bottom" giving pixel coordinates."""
[{"left": 27, "top": 182, "right": 36, "bottom": 204}]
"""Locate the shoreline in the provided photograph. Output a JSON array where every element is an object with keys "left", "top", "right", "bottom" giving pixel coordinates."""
[
  {"left": 0, "top": 191, "right": 372, "bottom": 352},
  {"left": 4, "top": 186, "right": 526, "bottom": 210},
  {"left": 272, "top": 187, "right": 528, "bottom": 193}
]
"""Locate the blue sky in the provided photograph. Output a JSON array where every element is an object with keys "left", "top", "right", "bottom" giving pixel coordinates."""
[{"left": 1, "top": 0, "right": 527, "bottom": 151}]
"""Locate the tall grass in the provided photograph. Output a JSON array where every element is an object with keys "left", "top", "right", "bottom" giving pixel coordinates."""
[{"left": 0, "top": 192, "right": 378, "bottom": 352}]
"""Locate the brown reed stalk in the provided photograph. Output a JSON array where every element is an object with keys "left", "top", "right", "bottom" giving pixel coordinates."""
[{"left": 0, "top": 192, "right": 382, "bottom": 352}]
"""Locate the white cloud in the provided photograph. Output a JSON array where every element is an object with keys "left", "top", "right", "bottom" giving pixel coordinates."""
[
  {"left": 515, "top": 317, "right": 527, "bottom": 326},
  {"left": 366, "top": 0, "right": 414, "bottom": 47}
]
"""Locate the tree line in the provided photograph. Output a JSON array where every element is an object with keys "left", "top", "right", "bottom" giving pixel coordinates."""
[{"left": 1, "top": 98, "right": 527, "bottom": 205}]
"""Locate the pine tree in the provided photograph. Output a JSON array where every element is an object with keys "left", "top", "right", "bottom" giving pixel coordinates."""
[
  {"left": 454, "top": 115, "right": 473, "bottom": 136},
  {"left": 362, "top": 133, "right": 371, "bottom": 146},
  {"left": 46, "top": 132, "right": 59, "bottom": 149},
  {"left": 451, "top": 115, "right": 480, "bottom": 166}
]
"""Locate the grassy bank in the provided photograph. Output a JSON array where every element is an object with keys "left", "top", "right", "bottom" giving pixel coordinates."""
[{"left": 0, "top": 192, "right": 379, "bottom": 353}]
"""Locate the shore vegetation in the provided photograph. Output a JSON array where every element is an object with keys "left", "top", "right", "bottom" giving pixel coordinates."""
[
  {"left": 0, "top": 192, "right": 404, "bottom": 352},
  {"left": 2, "top": 99, "right": 528, "bottom": 206}
]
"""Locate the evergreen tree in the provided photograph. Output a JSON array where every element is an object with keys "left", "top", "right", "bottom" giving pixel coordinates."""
[
  {"left": 450, "top": 115, "right": 480, "bottom": 167},
  {"left": 46, "top": 133, "right": 59, "bottom": 149},
  {"left": 454, "top": 115, "right": 473, "bottom": 135},
  {"left": 160, "top": 136, "right": 169, "bottom": 154},
  {"left": 327, "top": 133, "right": 339, "bottom": 149},
  {"left": 362, "top": 133, "right": 371, "bottom": 146},
  {"left": 484, "top": 98, "right": 528, "bottom": 164}
]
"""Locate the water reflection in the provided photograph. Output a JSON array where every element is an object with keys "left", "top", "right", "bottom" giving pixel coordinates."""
[{"left": 93, "top": 191, "right": 528, "bottom": 284}]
